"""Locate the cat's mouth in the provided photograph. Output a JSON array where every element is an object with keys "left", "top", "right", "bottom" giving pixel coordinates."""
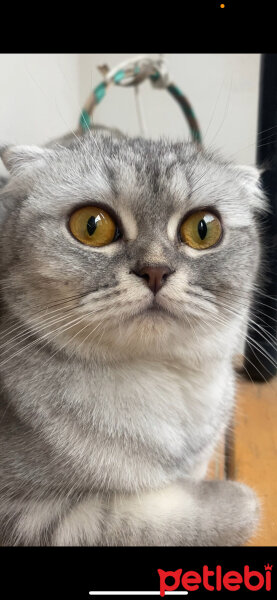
[
  {"left": 140, "top": 299, "right": 173, "bottom": 317},
  {"left": 124, "top": 298, "right": 177, "bottom": 323},
  {"left": 146, "top": 303, "right": 165, "bottom": 312}
]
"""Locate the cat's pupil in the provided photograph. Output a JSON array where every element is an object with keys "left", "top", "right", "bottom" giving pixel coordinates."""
[
  {"left": 87, "top": 216, "right": 96, "bottom": 236},
  {"left": 198, "top": 219, "right": 207, "bottom": 240}
]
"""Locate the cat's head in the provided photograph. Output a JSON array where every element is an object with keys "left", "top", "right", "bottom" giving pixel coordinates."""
[{"left": 0, "top": 133, "right": 266, "bottom": 364}]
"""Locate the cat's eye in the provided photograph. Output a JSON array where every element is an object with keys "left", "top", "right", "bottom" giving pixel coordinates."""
[
  {"left": 69, "top": 206, "right": 120, "bottom": 247},
  {"left": 180, "top": 210, "right": 222, "bottom": 250}
]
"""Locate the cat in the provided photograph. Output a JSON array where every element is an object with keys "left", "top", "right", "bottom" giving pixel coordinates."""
[{"left": 0, "top": 130, "right": 265, "bottom": 546}]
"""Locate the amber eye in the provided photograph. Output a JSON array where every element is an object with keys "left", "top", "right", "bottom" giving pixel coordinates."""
[
  {"left": 180, "top": 210, "right": 222, "bottom": 250},
  {"left": 69, "top": 206, "right": 119, "bottom": 247}
]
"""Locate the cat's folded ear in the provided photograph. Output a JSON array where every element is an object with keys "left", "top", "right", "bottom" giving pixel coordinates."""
[
  {"left": 0, "top": 144, "right": 52, "bottom": 176},
  {"left": 234, "top": 164, "right": 268, "bottom": 213}
]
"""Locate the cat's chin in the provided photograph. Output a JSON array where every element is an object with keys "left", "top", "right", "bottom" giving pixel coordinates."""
[
  {"left": 121, "top": 307, "right": 181, "bottom": 346},
  {"left": 108, "top": 312, "right": 184, "bottom": 360},
  {"left": 123, "top": 307, "right": 178, "bottom": 328}
]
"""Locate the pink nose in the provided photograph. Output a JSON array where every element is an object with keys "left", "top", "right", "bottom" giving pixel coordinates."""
[{"left": 132, "top": 265, "right": 173, "bottom": 294}]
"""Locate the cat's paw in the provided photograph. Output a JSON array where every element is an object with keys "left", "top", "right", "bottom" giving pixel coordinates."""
[
  {"left": 52, "top": 498, "right": 104, "bottom": 546},
  {"left": 197, "top": 480, "right": 260, "bottom": 546}
]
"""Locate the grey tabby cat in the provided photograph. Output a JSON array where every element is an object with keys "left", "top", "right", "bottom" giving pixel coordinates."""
[{"left": 0, "top": 131, "right": 264, "bottom": 546}]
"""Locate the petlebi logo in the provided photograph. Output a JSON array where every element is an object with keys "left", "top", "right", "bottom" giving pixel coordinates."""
[
  {"left": 88, "top": 564, "right": 273, "bottom": 596},
  {"left": 158, "top": 564, "right": 273, "bottom": 595}
]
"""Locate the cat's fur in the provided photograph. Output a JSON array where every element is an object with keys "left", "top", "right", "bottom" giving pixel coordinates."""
[{"left": 0, "top": 131, "right": 265, "bottom": 546}]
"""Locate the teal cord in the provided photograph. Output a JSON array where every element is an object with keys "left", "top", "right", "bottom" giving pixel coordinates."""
[
  {"left": 94, "top": 82, "right": 107, "bottom": 104},
  {"left": 113, "top": 70, "right": 125, "bottom": 84},
  {"left": 79, "top": 109, "right": 90, "bottom": 130},
  {"left": 79, "top": 68, "right": 202, "bottom": 144}
]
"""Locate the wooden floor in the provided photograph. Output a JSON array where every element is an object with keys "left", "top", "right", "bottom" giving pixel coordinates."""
[{"left": 208, "top": 376, "right": 277, "bottom": 546}]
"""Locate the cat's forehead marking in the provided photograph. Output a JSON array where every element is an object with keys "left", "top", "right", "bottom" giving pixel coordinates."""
[
  {"left": 111, "top": 156, "right": 192, "bottom": 234},
  {"left": 169, "top": 168, "right": 190, "bottom": 205}
]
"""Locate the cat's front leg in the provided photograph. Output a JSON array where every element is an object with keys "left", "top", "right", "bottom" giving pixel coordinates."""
[{"left": 52, "top": 480, "right": 260, "bottom": 546}]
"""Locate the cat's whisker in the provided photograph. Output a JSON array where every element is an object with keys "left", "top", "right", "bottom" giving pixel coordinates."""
[
  {"left": 206, "top": 297, "right": 277, "bottom": 351},
  {"left": 208, "top": 293, "right": 277, "bottom": 333},
  {"left": 0, "top": 313, "right": 90, "bottom": 369},
  {"left": 205, "top": 284, "right": 277, "bottom": 314},
  {"left": 53, "top": 59, "right": 115, "bottom": 178},
  {"left": 54, "top": 108, "right": 112, "bottom": 188},
  {"left": 245, "top": 316, "right": 277, "bottom": 347},
  {"left": 186, "top": 312, "right": 201, "bottom": 348},
  {"left": 187, "top": 286, "right": 277, "bottom": 331},
  {"left": 257, "top": 123, "right": 277, "bottom": 137},
  {"left": 257, "top": 130, "right": 277, "bottom": 142},
  {"left": 183, "top": 292, "right": 221, "bottom": 316},
  {"left": 198, "top": 305, "right": 277, "bottom": 381},
  {"left": 240, "top": 361, "right": 256, "bottom": 385},
  {"left": 24, "top": 62, "right": 111, "bottom": 188},
  {"left": 202, "top": 78, "right": 226, "bottom": 144},
  {"left": 235, "top": 339, "right": 275, "bottom": 385},
  {"left": 196, "top": 309, "right": 272, "bottom": 384},
  {"left": 244, "top": 335, "right": 277, "bottom": 371},
  {"left": 0, "top": 296, "right": 119, "bottom": 354},
  {"left": 65, "top": 317, "right": 108, "bottom": 364},
  {"left": 183, "top": 287, "right": 277, "bottom": 377},
  {"left": 193, "top": 292, "right": 277, "bottom": 354},
  {"left": 0, "top": 290, "right": 87, "bottom": 330},
  {"left": 0, "top": 285, "right": 121, "bottom": 342},
  {"left": 0, "top": 299, "right": 84, "bottom": 344},
  {"left": 229, "top": 137, "right": 277, "bottom": 159},
  {"left": 252, "top": 283, "right": 277, "bottom": 302},
  {"left": 42, "top": 314, "right": 106, "bottom": 367},
  {"left": 0, "top": 307, "right": 82, "bottom": 355},
  {"left": 226, "top": 305, "right": 276, "bottom": 339},
  {"left": 205, "top": 75, "right": 233, "bottom": 150},
  {"left": 0, "top": 290, "right": 145, "bottom": 362}
]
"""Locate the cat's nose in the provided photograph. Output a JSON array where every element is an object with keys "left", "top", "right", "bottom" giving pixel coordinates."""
[{"left": 132, "top": 265, "right": 174, "bottom": 295}]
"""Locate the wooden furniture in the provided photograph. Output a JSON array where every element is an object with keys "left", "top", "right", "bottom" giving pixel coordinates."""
[{"left": 208, "top": 377, "right": 277, "bottom": 546}]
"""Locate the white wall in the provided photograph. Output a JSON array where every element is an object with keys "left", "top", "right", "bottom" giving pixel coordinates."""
[
  {"left": 0, "top": 53, "right": 260, "bottom": 177},
  {"left": 0, "top": 53, "right": 80, "bottom": 174}
]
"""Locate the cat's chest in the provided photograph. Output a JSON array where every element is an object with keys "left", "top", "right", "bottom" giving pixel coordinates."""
[
  {"left": 68, "top": 358, "right": 226, "bottom": 428},
  {"left": 56, "top": 359, "right": 232, "bottom": 453},
  {"left": 8, "top": 354, "right": 234, "bottom": 491},
  {"left": 47, "top": 358, "right": 233, "bottom": 490}
]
